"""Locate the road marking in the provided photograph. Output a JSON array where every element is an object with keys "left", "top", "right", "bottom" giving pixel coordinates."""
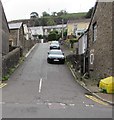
[
  {"left": 0, "top": 83, "right": 7, "bottom": 88},
  {"left": 85, "top": 94, "right": 109, "bottom": 106},
  {"left": 39, "top": 78, "right": 43, "bottom": 93}
]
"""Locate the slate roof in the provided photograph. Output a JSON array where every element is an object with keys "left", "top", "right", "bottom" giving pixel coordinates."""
[{"left": 8, "top": 22, "right": 23, "bottom": 30}]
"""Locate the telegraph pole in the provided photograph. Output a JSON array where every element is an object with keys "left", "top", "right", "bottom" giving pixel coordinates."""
[{"left": 62, "top": 19, "right": 64, "bottom": 40}]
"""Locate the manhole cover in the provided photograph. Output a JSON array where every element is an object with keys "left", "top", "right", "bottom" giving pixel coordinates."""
[{"left": 48, "top": 103, "right": 66, "bottom": 109}]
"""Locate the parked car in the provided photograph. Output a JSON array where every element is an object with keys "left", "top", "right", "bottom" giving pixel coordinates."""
[
  {"left": 47, "top": 49, "right": 65, "bottom": 64},
  {"left": 51, "top": 41, "right": 59, "bottom": 45},
  {"left": 49, "top": 43, "right": 60, "bottom": 50}
]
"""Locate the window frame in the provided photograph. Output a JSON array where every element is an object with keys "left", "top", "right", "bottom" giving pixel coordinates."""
[{"left": 93, "top": 22, "right": 97, "bottom": 42}]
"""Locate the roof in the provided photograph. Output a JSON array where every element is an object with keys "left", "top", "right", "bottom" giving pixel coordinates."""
[
  {"left": 43, "top": 24, "right": 67, "bottom": 29},
  {"left": 8, "top": 22, "right": 23, "bottom": 30},
  {"left": 67, "top": 19, "right": 90, "bottom": 24},
  {"left": 87, "top": 1, "right": 98, "bottom": 30},
  {"left": 0, "top": 1, "right": 9, "bottom": 32}
]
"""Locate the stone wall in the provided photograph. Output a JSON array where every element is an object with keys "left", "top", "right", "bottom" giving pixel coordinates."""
[
  {"left": 2, "top": 48, "right": 21, "bottom": 77},
  {"left": 112, "top": 2, "right": 114, "bottom": 77},
  {"left": 88, "top": 2, "right": 113, "bottom": 80}
]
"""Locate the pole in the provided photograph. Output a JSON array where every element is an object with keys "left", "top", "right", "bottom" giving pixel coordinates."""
[{"left": 62, "top": 19, "right": 63, "bottom": 39}]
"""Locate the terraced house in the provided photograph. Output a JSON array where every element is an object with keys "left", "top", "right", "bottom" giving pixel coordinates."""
[
  {"left": 0, "top": 1, "right": 9, "bottom": 81},
  {"left": 78, "top": 1, "right": 114, "bottom": 80},
  {"left": 77, "top": 1, "right": 114, "bottom": 81},
  {"left": 0, "top": 1, "right": 9, "bottom": 56}
]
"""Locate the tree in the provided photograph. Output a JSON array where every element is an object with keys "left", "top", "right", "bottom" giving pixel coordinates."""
[
  {"left": 63, "top": 29, "right": 67, "bottom": 39},
  {"left": 85, "top": 7, "right": 94, "bottom": 18},
  {"left": 42, "top": 11, "right": 50, "bottom": 17},
  {"left": 57, "top": 10, "right": 67, "bottom": 16},
  {"left": 38, "top": 34, "right": 43, "bottom": 39},
  {"left": 47, "top": 18, "right": 56, "bottom": 26},
  {"left": 30, "top": 12, "right": 39, "bottom": 18},
  {"left": 48, "top": 30, "right": 60, "bottom": 41},
  {"left": 52, "top": 12, "right": 57, "bottom": 16},
  {"left": 39, "top": 17, "right": 48, "bottom": 26}
]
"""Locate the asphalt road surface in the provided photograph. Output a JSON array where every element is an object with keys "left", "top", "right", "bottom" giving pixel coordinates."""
[{"left": 2, "top": 43, "right": 112, "bottom": 118}]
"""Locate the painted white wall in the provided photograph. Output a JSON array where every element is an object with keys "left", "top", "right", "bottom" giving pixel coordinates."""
[
  {"left": 78, "top": 33, "right": 87, "bottom": 55},
  {"left": 29, "top": 26, "right": 44, "bottom": 36}
]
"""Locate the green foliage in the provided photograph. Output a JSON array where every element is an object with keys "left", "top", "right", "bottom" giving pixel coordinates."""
[
  {"left": 48, "top": 30, "right": 60, "bottom": 41},
  {"left": 30, "top": 12, "right": 39, "bottom": 18},
  {"left": 52, "top": 12, "right": 57, "bottom": 17},
  {"left": 57, "top": 10, "right": 67, "bottom": 16},
  {"left": 2, "top": 57, "right": 25, "bottom": 81},
  {"left": 60, "top": 12, "right": 87, "bottom": 20},
  {"left": 32, "top": 12, "right": 87, "bottom": 26},
  {"left": 85, "top": 7, "right": 94, "bottom": 18},
  {"left": 2, "top": 75, "right": 9, "bottom": 81},
  {"left": 70, "top": 38, "right": 78, "bottom": 43},
  {"left": 38, "top": 34, "right": 43, "bottom": 39},
  {"left": 42, "top": 11, "right": 50, "bottom": 17},
  {"left": 47, "top": 18, "right": 56, "bottom": 26},
  {"left": 39, "top": 17, "right": 48, "bottom": 26},
  {"left": 48, "top": 31, "right": 57, "bottom": 41}
]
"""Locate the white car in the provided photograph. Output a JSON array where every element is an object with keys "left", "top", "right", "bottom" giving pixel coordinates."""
[
  {"left": 51, "top": 41, "right": 59, "bottom": 45},
  {"left": 49, "top": 43, "right": 60, "bottom": 50},
  {"left": 47, "top": 49, "right": 65, "bottom": 64}
]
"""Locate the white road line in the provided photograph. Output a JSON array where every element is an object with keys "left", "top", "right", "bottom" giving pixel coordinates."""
[{"left": 39, "top": 78, "right": 43, "bottom": 93}]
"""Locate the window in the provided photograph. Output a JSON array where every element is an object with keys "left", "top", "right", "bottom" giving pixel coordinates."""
[
  {"left": 93, "top": 22, "right": 97, "bottom": 42},
  {"left": 90, "top": 53, "right": 94, "bottom": 65}
]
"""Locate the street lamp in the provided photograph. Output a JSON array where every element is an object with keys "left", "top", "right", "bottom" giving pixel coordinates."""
[{"left": 62, "top": 19, "right": 64, "bottom": 40}]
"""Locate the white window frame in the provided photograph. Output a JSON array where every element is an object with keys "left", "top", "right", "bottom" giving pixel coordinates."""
[
  {"left": 93, "top": 23, "right": 97, "bottom": 42},
  {"left": 90, "top": 53, "right": 94, "bottom": 65}
]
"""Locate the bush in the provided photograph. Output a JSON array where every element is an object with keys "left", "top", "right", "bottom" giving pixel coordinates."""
[
  {"left": 69, "top": 39, "right": 78, "bottom": 48},
  {"left": 48, "top": 30, "right": 60, "bottom": 41}
]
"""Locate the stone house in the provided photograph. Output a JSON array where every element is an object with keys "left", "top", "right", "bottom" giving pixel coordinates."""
[
  {"left": 0, "top": 0, "right": 9, "bottom": 81},
  {"left": 8, "top": 22, "right": 24, "bottom": 49},
  {"left": 0, "top": 1, "right": 9, "bottom": 56},
  {"left": 88, "top": 1, "right": 113, "bottom": 80}
]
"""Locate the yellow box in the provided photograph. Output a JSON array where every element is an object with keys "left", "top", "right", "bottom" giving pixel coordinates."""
[{"left": 99, "top": 76, "right": 114, "bottom": 94}]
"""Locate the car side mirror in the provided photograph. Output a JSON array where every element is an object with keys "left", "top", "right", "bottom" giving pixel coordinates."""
[{"left": 63, "top": 52, "right": 64, "bottom": 55}]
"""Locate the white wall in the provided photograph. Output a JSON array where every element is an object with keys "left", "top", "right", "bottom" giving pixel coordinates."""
[
  {"left": 29, "top": 26, "right": 43, "bottom": 36},
  {"left": 78, "top": 33, "right": 87, "bottom": 55}
]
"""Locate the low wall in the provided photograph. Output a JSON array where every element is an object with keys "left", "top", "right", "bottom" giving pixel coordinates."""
[
  {"left": 23, "top": 39, "right": 37, "bottom": 55},
  {"left": 2, "top": 47, "right": 21, "bottom": 77}
]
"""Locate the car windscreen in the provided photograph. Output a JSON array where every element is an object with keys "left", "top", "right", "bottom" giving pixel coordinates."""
[
  {"left": 49, "top": 51, "right": 63, "bottom": 55},
  {"left": 50, "top": 43, "right": 59, "bottom": 46}
]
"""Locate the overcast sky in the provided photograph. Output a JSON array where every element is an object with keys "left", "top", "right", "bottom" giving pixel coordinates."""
[{"left": 1, "top": 0, "right": 96, "bottom": 21}]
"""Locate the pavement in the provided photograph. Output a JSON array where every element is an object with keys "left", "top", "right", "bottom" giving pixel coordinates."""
[{"left": 61, "top": 44, "right": 114, "bottom": 105}]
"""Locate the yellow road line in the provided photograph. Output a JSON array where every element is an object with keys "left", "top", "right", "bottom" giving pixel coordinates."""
[
  {"left": 0, "top": 83, "right": 7, "bottom": 88},
  {"left": 85, "top": 94, "right": 109, "bottom": 106}
]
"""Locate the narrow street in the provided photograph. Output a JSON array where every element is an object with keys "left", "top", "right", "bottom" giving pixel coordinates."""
[{"left": 2, "top": 43, "right": 112, "bottom": 118}]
